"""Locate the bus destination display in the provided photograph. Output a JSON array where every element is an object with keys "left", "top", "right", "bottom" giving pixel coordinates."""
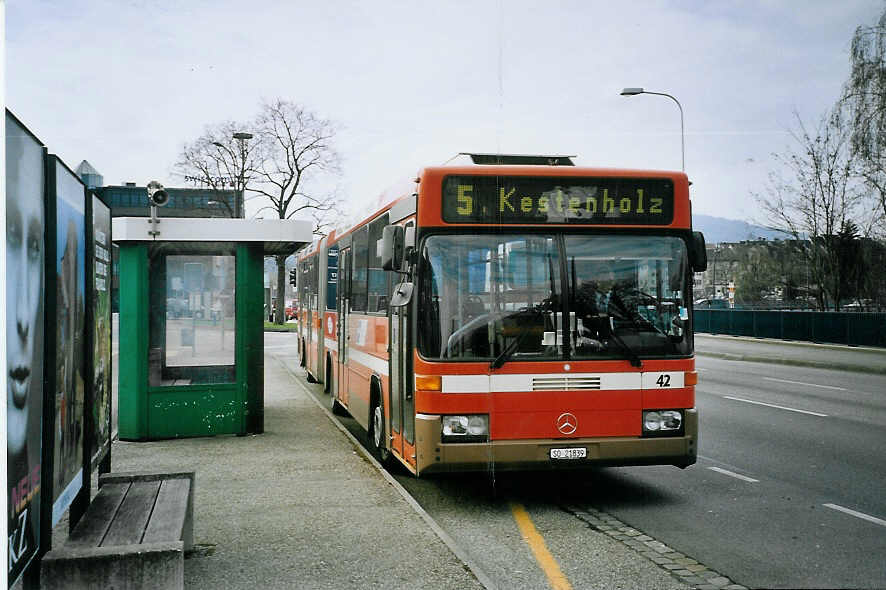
[{"left": 442, "top": 175, "right": 674, "bottom": 225}]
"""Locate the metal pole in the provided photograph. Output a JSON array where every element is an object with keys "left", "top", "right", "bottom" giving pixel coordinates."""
[
  {"left": 237, "top": 137, "right": 244, "bottom": 219},
  {"left": 621, "top": 88, "right": 684, "bottom": 171},
  {"left": 641, "top": 91, "right": 684, "bottom": 172}
]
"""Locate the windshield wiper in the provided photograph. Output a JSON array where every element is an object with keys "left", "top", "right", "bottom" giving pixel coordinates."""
[
  {"left": 490, "top": 306, "right": 545, "bottom": 370},
  {"left": 606, "top": 323, "right": 642, "bottom": 368}
]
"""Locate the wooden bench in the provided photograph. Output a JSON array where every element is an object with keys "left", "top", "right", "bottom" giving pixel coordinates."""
[{"left": 41, "top": 471, "right": 195, "bottom": 590}]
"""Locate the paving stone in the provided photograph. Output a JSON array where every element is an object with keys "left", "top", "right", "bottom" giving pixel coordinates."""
[
  {"left": 696, "top": 584, "right": 719, "bottom": 590},
  {"left": 675, "top": 557, "right": 699, "bottom": 566},
  {"left": 662, "top": 563, "right": 682, "bottom": 571},
  {"left": 682, "top": 575, "right": 707, "bottom": 585},
  {"left": 636, "top": 535, "right": 653, "bottom": 542},
  {"left": 646, "top": 541, "right": 671, "bottom": 553},
  {"left": 708, "top": 577, "right": 731, "bottom": 586},
  {"left": 649, "top": 555, "right": 673, "bottom": 565},
  {"left": 686, "top": 564, "right": 707, "bottom": 573},
  {"left": 723, "top": 585, "right": 748, "bottom": 590},
  {"left": 674, "top": 569, "right": 694, "bottom": 576}
]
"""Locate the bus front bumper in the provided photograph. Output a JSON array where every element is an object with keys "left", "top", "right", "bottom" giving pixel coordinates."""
[{"left": 415, "top": 409, "right": 697, "bottom": 475}]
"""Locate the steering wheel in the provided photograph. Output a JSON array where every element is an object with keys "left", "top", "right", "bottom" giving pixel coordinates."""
[{"left": 443, "top": 310, "right": 507, "bottom": 357}]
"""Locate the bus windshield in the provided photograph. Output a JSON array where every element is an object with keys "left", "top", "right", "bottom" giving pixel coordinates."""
[{"left": 418, "top": 233, "right": 692, "bottom": 362}]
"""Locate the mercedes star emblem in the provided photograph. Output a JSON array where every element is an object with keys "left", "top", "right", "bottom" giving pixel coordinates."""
[{"left": 557, "top": 412, "right": 577, "bottom": 435}]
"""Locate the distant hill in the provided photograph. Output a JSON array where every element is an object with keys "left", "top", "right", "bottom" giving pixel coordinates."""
[{"left": 692, "top": 214, "right": 788, "bottom": 244}]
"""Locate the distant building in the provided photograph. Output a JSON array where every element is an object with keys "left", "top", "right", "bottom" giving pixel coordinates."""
[
  {"left": 75, "top": 162, "right": 244, "bottom": 218},
  {"left": 76, "top": 160, "right": 104, "bottom": 189},
  {"left": 93, "top": 183, "right": 242, "bottom": 219}
]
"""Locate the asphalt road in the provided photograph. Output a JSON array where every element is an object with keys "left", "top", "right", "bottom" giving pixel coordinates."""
[
  {"left": 286, "top": 330, "right": 886, "bottom": 589},
  {"left": 582, "top": 356, "right": 886, "bottom": 589}
]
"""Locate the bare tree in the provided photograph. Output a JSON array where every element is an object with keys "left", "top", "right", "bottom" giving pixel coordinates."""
[
  {"left": 754, "top": 108, "right": 872, "bottom": 310},
  {"left": 843, "top": 8, "right": 886, "bottom": 222},
  {"left": 250, "top": 99, "right": 342, "bottom": 323},
  {"left": 174, "top": 100, "right": 343, "bottom": 324},
  {"left": 174, "top": 120, "right": 259, "bottom": 218}
]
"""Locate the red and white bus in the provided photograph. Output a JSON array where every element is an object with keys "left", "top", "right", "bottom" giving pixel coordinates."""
[{"left": 296, "top": 153, "right": 707, "bottom": 475}]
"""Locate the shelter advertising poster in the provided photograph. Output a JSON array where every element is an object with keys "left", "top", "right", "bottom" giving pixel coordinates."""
[
  {"left": 90, "top": 195, "right": 112, "bottom": 465},
  {"left": 52, "top": 160, "right": 86, "bottom": 526},
  {"left": 6, "top": 112, "right": 45, "bottom": 586}
]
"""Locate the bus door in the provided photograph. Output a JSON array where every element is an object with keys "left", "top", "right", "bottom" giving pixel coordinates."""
[
  {"left": 336, "top": 248, "right": 350, "bottom": 406},
  {"left": 390, "top": 280, "right": 415, "bottom": 467}
]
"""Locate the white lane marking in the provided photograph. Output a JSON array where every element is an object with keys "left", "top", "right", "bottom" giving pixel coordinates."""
[
  {"left": 723, "top": 395, "right": 828, "bottom": 417},
  {"left": 707, "top": 466, "right": 759, "bottom": 483},
  {"left": 823, "top": 504, "right": 886, "bottom": 527},
  {"left": 763, "top": 377, "right": 846, "bottom": 391}
]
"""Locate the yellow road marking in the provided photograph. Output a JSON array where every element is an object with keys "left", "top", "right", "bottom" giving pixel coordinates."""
[{"left": 510, "top": 502, "right": 573, "bottom": 590}]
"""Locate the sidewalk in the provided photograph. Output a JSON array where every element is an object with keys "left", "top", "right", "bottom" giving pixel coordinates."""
[
  {"left": 110, "top": 353, "right": 483, "bottom": 590},
  {"left": 695, "top": 333, "right": 886, "bottom": 375}
]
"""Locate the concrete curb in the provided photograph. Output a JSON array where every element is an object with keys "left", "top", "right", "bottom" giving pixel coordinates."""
[
  {"left": 696, "top": 333, "right": 886, "bottom": 375},
  {"left": 696, "top": 351, "right": 886, "bottom": 376},
  {"left": 697, "top": 332, "right": 886, "bottom": 353}
]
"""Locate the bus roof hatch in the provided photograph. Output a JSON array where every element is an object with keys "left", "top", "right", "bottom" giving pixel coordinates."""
[{"left": 452, "top": 153, "right": 576, "bottom": 166}]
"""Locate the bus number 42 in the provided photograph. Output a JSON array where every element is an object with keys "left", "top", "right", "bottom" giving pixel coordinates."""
[{"left": 656, "top": 374, "right": 671, "bottom": 387}]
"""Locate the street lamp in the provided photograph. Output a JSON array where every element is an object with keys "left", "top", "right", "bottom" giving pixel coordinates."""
[
  {"left": 232, "top": 132, "right": 253, "bottom": 219},
  {"left": 620, "top": 87, "right": 685, "bottom": 171},
  {"left": 210, "top": 132, "right": 253, "bottom": 218}
]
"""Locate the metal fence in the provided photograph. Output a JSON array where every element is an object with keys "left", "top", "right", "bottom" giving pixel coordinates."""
[{"left": 694, "top": 310, "right": 886, "bottom": 347}]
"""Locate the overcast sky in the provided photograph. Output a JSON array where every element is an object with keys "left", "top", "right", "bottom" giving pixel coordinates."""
[{"left": 6, "top": 1, "right": 884, "bottom": 223}]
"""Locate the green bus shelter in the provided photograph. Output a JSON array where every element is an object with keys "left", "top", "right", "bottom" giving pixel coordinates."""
[{"left": 113, "top": 217, "right": 312, "bottom": 440}]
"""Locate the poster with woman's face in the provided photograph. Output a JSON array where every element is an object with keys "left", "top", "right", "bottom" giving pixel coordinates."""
[
  {"left": 90, "top": 195, "right": 112, "bottom": 464},
  {"left": 6, "top": 112, "right": 45, "bottom": 587},
  {"left": 52, "top": 160, "right": 85, "bottom": 526}
]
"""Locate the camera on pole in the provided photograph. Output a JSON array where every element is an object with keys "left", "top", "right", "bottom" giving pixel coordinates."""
[
  {"left": 147, "top": 180, "right": 169, "bottom": 207},
  {"left": 146, "top": 180, "right": 168, "bottom": 237}
]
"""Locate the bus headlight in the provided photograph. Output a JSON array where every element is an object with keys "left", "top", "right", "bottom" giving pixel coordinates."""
[
  {"left": 642, "top": 410, "right": 683, "bottom": 436},
  {"left": 441, "top": 415, "right": 489, "bottom": 443}
]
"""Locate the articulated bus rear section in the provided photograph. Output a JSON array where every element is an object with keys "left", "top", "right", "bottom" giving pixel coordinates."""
[{"left": 296, "top": 237, "right": 329, "bottom": 388}]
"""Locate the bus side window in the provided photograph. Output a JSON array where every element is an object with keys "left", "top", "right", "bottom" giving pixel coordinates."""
[
  {"left": 326, "top": 246, "right": 338, "bottom": 310},
  {"left": 351, "top": 226, "right": 369, "bottom": 312},
  {"left": 368, "top": 214, "right": 389, "bottom": 313}
]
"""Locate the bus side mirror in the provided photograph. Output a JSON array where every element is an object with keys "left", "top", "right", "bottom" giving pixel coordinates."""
[
  {"left": 390, "top": 282, "right": 414, "bottom": 307},
  {"left": 689, "top": 231, "right": 707, "bottom": 272},
  {"left": 382, "top": 225, "right": 405, "bottom": 271}
]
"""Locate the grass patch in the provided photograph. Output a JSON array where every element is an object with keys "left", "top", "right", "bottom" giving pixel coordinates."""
[{"left": 264, "top": 321, "right": 298, "bottom": 332}]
